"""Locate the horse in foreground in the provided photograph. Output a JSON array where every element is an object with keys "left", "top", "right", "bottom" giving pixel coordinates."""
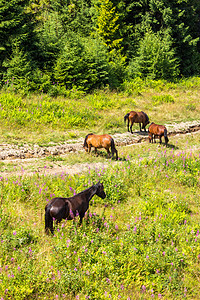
[
  {"left": 124, "top": 111, "right": 150, "bottom": 133},
  {"left": 83, "top": 133, "right": 118, "bottom": 160},
  {"left": 45, "top": 182, "right": 106, "bottom": 234},
  {"left": 148, "top": 122, "right": 169, "bottom": 145}
]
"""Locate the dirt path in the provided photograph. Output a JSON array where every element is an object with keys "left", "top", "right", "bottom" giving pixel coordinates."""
[{"left": 0, "top": 120, "right": 200, "bottom": 178}]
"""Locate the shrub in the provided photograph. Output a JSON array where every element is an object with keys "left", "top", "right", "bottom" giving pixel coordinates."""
[
  {"left": 121, "top": 77, "right": 145, "bottom": 96},
  {"left": 186, "top": 104, "right": 196, "bottom": 111},
  {"left": 152, "top": 94, "right": 175, "bottom": 105}
]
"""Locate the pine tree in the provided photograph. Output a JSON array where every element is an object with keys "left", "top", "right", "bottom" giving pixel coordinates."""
[
  {"left": 0, "top": 0, "right": 32, "bottom": 67},
  {"left": 0, "top": 0, "right": 38, "bottom": 82},
  {"left": 128, "top": 30, "right": 179, "bottom": 80},
  {"left": 94, "top": 0, "right": 123, "bottom": 53},
  {"left": 123, "top": 0, "right": 200, "bottom": 76}
]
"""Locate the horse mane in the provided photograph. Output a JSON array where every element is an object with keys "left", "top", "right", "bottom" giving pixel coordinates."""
[
  {"left": 83, "top": 133, "right": 94, "bottom": 147},
  {"left": 72, "top": 183, "right": 98, "bottom": 197},
  {"left": 141, "top": 111, "right": 149, "bottom": 123}
]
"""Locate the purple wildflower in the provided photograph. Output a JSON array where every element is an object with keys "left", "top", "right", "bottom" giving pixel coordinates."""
[{"left": 142, "top": 285, "right": 146, "bottom": 291}]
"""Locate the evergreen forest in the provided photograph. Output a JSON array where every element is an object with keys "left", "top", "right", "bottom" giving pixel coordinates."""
[{"left": 1, "top": 0, "right": 200, "bottom": 94}]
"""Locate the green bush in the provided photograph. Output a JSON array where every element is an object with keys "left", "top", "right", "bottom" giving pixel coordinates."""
[
  {"left": 152, "top": 94, "right": 175, "bottom": 105},
  {"left": 121, "top": 78, "right": 145, "bottom": 96}
]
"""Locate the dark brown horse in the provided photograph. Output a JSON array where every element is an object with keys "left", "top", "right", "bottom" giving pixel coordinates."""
[
  {"left": 83, "top": 133, "right": 118, "bottom": 160},
  {"left": 148, "top": 122, "right": 169, "bottom": 145},
  {"left": 45, "top": 182, "right": 106, "bottom": 234},
  {"left": 124, "top": 111, "right": 150, "bottom": 133}
]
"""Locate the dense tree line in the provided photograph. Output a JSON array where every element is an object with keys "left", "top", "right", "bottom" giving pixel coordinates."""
[{"left": 1, "top": 0, "right": 200, "bottom": 93}]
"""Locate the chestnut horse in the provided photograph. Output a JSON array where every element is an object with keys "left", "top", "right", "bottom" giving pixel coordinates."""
[
  {"left": 148, "top": 122, "right": 169, "bottom": 145},
  {"left": 83, "top": 133, "right": 118, "bottom": 160},
  {"left": 45, "top": 182, "right": 106, "bottom": 234},
  {"left": 124, "top": 111, "right": 150, "bottom": 133}
]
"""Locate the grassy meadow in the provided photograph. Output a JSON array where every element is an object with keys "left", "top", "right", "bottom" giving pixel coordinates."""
[
  {"left": 0, "top": 78, "right": 200, "bottom": 299},
  {"left": 0, "top": 77, "right": 200, "bottom": 145}
]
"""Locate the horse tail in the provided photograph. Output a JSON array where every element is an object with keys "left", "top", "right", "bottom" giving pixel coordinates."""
[
  {"left": 45, "top": 205, "right": 53, "bottom": 234},
  {"left": 124, "top": 113, "right": 130, "bottom": 124},
  {"left": 83, "top": 133, "right": 93, "bottom": 148},
  {"left": 164, "top": 128, "right": 169, "bottom": 145},
  {"left": 111, "top": 138, "right": 118, "bottom": 160}
]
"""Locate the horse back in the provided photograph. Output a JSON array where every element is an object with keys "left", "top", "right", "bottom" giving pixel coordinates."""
[
  {"left": 149, "top": 123, "right": 166, "bottom": 136},
  {"left": 129, "top": 111, "right": 137, "bottom": 120},
  {"left": 129, "top": 111, "right": 145, "bottom": 123},
  {"left": 87, "top": 134, "right": 112, "bottom": 149}
]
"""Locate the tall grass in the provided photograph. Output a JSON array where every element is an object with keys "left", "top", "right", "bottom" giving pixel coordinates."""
[{"left": 0, "top": 138, "right": 200, "bottom": 299}]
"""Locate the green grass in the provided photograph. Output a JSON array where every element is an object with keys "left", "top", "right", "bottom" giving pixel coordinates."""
[
  {"left": 1, "top": 78, "right": 200, "bottom": 299},
  {"left": 0, "top": 131, "right": 200, "bottom": 299},
  {"left": 0, "top": 77, "right": 200, "bottom": 145}
]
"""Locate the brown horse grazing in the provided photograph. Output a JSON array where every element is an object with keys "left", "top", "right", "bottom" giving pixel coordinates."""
[
  {"left": 83, "top": 133, "right": 118, "bottom": 160},
  {"left": 124, "top": 111, "right": 150, "bottom": 133},
  {"left": 45, "top": 182, "right": 106, "bottom": 234},
  {"left": 148, "top": 122, "right": 169, "bottom": 145}
]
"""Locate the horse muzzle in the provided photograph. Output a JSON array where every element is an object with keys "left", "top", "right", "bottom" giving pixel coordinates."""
[{"left": 101, "top": 192, "right": 106, "bottom": 199}]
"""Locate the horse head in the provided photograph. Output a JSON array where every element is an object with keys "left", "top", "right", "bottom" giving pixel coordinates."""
[
  {"left": 146, "top": 119, "right": 150, "bottom": 125},
  {"left": 95, "top": 181, "right": 106, "bottom": 199}
]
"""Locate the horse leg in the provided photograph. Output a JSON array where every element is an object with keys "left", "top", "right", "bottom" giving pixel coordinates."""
[
  {"left": 127, "top": 119, "right": 130, "bottom": 132},
  {"left": 159, "top": 136, "right": 162, "bottom": 144},
  {"left": 148, "top": 133, "right": 152, "bottom": 143},
  {"left": 107, "top": 148, "right": 111, "bottom": 158},
  {"left": 79, "top": 216, "right": 83, "bottom": 225},
  {"left": 130, "top": 122, "right": 133, "bottom": 134},
  {"left": 139, "top": 123, "right": 142, "bottom": 131},
  {"left": 79, "top": 212, "right": 85, "bottom": 225},
  {"left": 45, "top": 206, "right": 54, "bottom": 234},
  {"left": 88, "top": 145, "right": 92, "bottom": 153},
  {"left": 148, "top": 136, "right": 151, "bottom": 143},
  {"left": 114, "top": 149, "right": 118, "bottom": 160}
]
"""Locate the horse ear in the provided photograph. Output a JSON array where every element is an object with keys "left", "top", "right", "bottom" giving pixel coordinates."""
[{"left": 97, "top": 181, "right": 101, "bottom": 187}]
